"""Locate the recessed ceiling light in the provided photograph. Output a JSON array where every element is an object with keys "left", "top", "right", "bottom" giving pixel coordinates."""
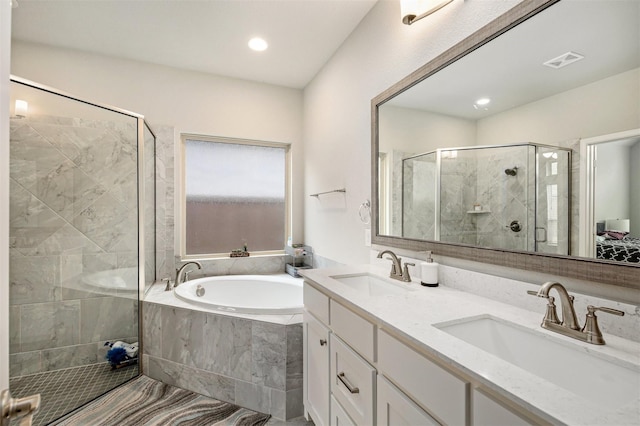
[
  {"left": 473, "top": 97, "right": 491, "bottom": 110},
  {"left": 248, "top": 37, "right": 268, "bottom": 52}
]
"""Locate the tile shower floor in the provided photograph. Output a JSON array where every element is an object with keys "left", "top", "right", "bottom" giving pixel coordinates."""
[{"left": 9, "top": 362, "right": 139, "bottom": 426}]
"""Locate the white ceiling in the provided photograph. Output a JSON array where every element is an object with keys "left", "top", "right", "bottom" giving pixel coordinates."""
[{"left": 11, "top": 0, "right": 378, "bottom": 89}]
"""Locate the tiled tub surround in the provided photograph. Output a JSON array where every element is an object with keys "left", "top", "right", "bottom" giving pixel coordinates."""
[
  {"left": 143, "top": 281, "right": 304, "bottom": 421},
  {"left": 303, "top": 264, "right": 640, "bottom": 425},
  {"left": 9, "top": 114, "right": 140, "bottom": 377}
]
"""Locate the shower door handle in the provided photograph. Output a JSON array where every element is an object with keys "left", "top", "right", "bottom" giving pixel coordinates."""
[
  {"left": 1, "top": 389, "right": 41, "bottom": 426},
  {"left": 536, "top": 227, "right": 547, "bottom": 242}
]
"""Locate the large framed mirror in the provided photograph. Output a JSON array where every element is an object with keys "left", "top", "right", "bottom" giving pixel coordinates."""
[{"left": 372, "top": 0, "right": 639, "bottom": 289}]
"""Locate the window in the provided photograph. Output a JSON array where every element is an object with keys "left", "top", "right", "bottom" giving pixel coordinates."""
[{"left": 181, "top": 135, "right": 290, "bottom": 257}]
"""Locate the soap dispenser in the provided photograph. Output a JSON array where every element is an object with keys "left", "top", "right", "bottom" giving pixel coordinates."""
[{"left": 420, "top": 251, "right": 439, "bottom": 287}]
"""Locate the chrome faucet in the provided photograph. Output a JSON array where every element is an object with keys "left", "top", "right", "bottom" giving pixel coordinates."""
[
  {"left": 174, "top": 261, "right": 202, "bottom": 287},
  {"left": 377, "top": 250, "right": 414, "bottom": 282},
  {"left": 528, "top": 281, "right": 624, "bottom": 345}
]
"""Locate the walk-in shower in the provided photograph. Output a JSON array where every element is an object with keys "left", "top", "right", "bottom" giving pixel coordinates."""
[
  {"left": 8, "top": 76, "right": 155, "bottom": 425},
  {"left": 402, "top": 143, "right": 571, "bottom": 254}
]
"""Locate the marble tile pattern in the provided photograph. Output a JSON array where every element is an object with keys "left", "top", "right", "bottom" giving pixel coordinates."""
[
  {"left": 401, "top": 144, "right": 572, "bottom": 253},
  {"left": 9, "top": 115, "right": 140, "bottom": 377},
  {"left": 152, "top": 125, "right": 175, "bottom": 281},
  {"left": 402, "top": 154, "right": 437, "bottom": 240},
  {"left": 143, "top": 301, "right": 303, "bottom": 421},
  {"left": 473, "top": 145, "right": 531, "bottom": 251}
]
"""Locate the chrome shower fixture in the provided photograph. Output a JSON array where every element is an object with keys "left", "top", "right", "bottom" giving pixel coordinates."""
[{"left": 505, "top": 167, "right": 518, "bottom": 176}]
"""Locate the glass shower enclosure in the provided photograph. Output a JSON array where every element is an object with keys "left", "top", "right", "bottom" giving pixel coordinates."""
[
  {"left": 402, "top": 143, "right": 571, "bottom": 254},
  {"left": 8, "top": 76, "right": 155, "bottom": 425}
]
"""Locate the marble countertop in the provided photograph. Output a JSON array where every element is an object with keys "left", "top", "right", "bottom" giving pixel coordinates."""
[{"left": 301, "top": 264, "right": 640, "bottom": 426}]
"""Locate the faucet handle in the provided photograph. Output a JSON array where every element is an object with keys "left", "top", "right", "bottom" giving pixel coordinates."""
[
  {"left": 402, "top": 262, "right": 415, "bottom": 282},
  {"left": 162, "top": 277, "right": 172, "bottom": 292},
  {"left": 588, "top": 305, "right": 624, "bottom": 317},
  {"left": 582, "top": 305, "right": 625, "bottom": 345},
  {"left": 527, "top": 291, "right": 560, "bottom": 325}
]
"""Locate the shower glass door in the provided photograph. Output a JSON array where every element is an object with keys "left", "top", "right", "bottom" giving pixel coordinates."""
[
  {"left": 9, "top": 78, "right": 142, "bottom": 425},
  {"left": 535, "top": 146, "right": 571, "bottom": 254}
]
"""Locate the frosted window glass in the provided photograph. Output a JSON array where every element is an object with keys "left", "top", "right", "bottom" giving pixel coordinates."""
[{"left": 185, "top": 139, "right": 286, "bottom": 255}]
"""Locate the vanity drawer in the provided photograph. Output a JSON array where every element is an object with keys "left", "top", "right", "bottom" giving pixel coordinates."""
[
  {"left": 472, "top": 388, "right": 535, "bottom": 426},
  {"left": 378, "top": 330, "right": 468, "bottom": 425},
  {"left": 330, "top": 334, "right": 376, "bottom": 426},
  {"left": 377, "top": 375, "right": 440, "bottom": 426},
  {"left": 330, "top": 395, "right": 356, "bottom": 426},
  {"left": 330, "top": 300, "right": 375, "bottom": 362},
  {"left": 304, "top": 282, "right": 329, "bottom": 324}
]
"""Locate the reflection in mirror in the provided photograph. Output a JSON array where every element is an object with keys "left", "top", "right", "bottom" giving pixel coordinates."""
[
  {"left": 399, "top": 143, "right": 571, "bottom": 254},
  {"left": 376, "top": 0, "right": 640, "bottom": 265}
]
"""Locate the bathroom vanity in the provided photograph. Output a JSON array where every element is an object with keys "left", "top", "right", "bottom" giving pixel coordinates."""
[{"left": 301, "top": 266, "right": 640, "bottom": 426}]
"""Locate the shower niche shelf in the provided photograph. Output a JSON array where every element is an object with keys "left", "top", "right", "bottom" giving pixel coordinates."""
[{"left": 466, "top": 210, "right": 491, "bottom": 214}]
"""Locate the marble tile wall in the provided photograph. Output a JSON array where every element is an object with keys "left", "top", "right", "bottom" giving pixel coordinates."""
[
  {"left": 440, "top": 155, "right": 478, "bottom": 245},
  {"left": 152, "top": 125, "right": 176, "bottom": 281},
  {"left": 402, "top": 154, "right": 437, "bottom": 240},
  {"left": 9, "top": 114, "right": 140, "bottom": 377},
  {"left": 142, "top": 302, "right": 303, "bottom": 420},
  {"left": 473, "top": 145, "right": 532, "bottom": 251},
  {"left": 399, "top": 144, "right": 574, "bottom": 254}
]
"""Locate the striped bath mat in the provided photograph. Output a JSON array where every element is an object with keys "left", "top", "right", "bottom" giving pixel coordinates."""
[{"left": 55, "top": 375, "right": 270, "bottom": 426}]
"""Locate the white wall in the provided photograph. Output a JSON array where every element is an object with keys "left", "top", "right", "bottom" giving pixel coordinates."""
[
  {"left": 595, "top": 142, "right": 631, "bottom": 223},
  {"left": 379, "top": 105, "right": 476, "bottom": 154},
  {"left": 631, "top": 141, "right": 640, "bottom": 236},
  {"left": 476, "top": 68, "right": 640, "bottom": 146},
  {"left": 10, "top": 40, "right": 305, "bottom": 245},
  {"left": 1, "top": 0, "right": 11, "bottom": 390},
  {"left": 302, "top": 0, "right": 521, "bottom": 264}
]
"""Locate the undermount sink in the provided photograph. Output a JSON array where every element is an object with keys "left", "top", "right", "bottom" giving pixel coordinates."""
[
  {"left": 436, "top": 315, "right": 640, "bottom": 409},
  {"left": 330, "top": 273, "right": 415, "bottom": 296}
]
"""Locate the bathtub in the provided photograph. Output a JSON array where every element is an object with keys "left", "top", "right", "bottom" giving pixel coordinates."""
[
  {"left": 174, "top": 274, "right": 303, "bottom": 314},
  {"left": 82, "top": 267, "right": 138, "bottom": 293},
  {"left": 144, "top": 273, "right": 304, "bottom": 420}
]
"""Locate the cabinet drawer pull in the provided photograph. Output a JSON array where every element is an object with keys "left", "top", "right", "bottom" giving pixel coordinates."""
[
  {"left": 337, "top": 372, "right": 360, "bottom": 394},
  {"left": 319, "top": 339, "right": 327, "bottom": 346}
]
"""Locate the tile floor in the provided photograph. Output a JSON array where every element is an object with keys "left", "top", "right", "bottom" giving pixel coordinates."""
[
  {"left": 9, "top": 363, "right": 139, "bottom": 426},
  {"left": 9, "top": 365, "right": 314, "bottom": 425}
]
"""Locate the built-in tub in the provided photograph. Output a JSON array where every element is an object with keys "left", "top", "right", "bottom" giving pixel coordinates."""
[
  {"left": 143, "top": 273, "right": 304, "bottom": 420},
  {"left": 174, "top": 274, "right": 303, "bottom": 314}
]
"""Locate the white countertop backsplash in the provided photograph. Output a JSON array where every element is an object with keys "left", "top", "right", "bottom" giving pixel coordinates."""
[
  {"left": 302, "top": 263, "right": 640, "bottom": 426},
  {"left": 369, "top": 251, "right": 640, "bottom": 343}
]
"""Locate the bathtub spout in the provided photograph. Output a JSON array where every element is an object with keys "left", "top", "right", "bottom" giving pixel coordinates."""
[{"left": 175, "top": 261, "right": 202, "bottom": 287}]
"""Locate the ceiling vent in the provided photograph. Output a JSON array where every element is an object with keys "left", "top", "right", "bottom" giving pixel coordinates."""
[{"left": 543, "top": 51, "right": 585, "bottom": 69}]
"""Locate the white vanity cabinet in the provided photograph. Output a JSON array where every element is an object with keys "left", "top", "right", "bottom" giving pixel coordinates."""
[
  {"left": 303, "top": 282, "right": 376, "bottom": 426},
  {"left": 303, "top": 280, "right": 540, "bottom": 426},
  {"left": 472, "top": 388, "right": 536, "bottom": 426},
  {"left": 377, "top": 375, "right": 439, "bottom": 426},
  {"left": 330, "top": 334, "right": 376, "bottom": 425},
  {"left": 303, "top": 283, "right": 331, "bottom": 426},
  {"left": 378, "top": 330, "right": 468, "bottom": 425},
  {"left": 304, "top": 311, "right": 330, "bottom": 426}
]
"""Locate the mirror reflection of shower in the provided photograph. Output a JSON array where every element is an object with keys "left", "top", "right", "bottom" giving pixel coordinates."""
[
  {"left": 401, "top": 143, "right": 571, "bottom": 254},
  {"left": 504, "top": 166, "right": 518, "bottom": 176}
]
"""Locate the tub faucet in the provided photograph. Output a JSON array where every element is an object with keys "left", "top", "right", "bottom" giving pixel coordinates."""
[
  {"left": 377, "top": 250, "right": 413, "bottom": 282},
  {"left": 528, "top": 281, "right": 624, "bottom": 345},
  {"left": 175, "top": 261, "right": 202, "bottom": 287}
]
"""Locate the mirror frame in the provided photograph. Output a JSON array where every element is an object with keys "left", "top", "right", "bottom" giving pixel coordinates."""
[{"left": 371, "top": 0, "right": 639, "bottom": 291}]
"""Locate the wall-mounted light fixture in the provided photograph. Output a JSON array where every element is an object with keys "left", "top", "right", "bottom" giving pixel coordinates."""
[
  {"left": 401, "top": 0, "right": 453, "bottom": 25},
  {"left": 14, "top": 100, "right": 28, "bottom": 118}
]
